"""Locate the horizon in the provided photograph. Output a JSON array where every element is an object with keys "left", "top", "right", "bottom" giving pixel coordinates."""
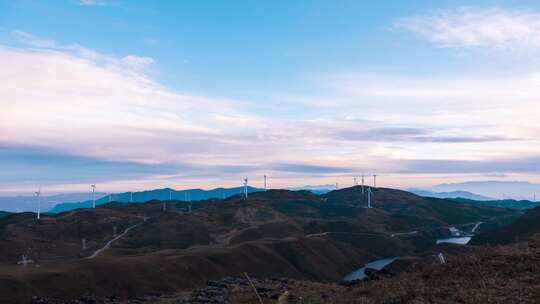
[
  {"left": 1, "top": 180, "right": 539, "bottom": 201},
  {"left": 2, "top": 1, "right": 540, "bottom": 194}
]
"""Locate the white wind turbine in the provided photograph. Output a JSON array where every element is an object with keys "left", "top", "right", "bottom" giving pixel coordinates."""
[
  {"left": 243, "top": 177, "right": 249, "bottom": 199},
  {"left": 35, "top": 186, "right": 42, "bottom": 220},
  {"left": 91, "top": 184, "right": 96, "bottom": 208},
  {"left": 367, "top": 187, "right": 372, "bottom": 209}
]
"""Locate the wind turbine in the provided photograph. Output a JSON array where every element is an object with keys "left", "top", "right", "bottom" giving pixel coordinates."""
[
  {"left": 353, "top": 177, "right": 358, "bottom": 186},
  {"left": 264, "top": 175, "right": 267, "bottom": 191},
  {"left": 35, "top": 186, "right": 42, "bottom": 220},
  {"left": 367, "top": 187, "right": 372, "bottom": 209},
  {"left": 243, "top": 177, "right": 248, "bottom": 199},
  {"left": 130, "top": 191, "right": 133, "bottom": 203},
  {"left": 187, "top": 191, "right": 192, "bottom": 213},
  {"left": 164, "top": 189, "right": 171, "bottom": 211},
  {"left": 373, "top": 174, "right": 377, "bottom": 188},
  {"left": 91, "top": 184, "right": 96, "bottom": 208},
  {"left": 361, "top": 175, "right": 365, "bottom": 194}
]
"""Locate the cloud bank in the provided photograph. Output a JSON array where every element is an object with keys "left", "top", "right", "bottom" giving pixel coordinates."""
[{"left": 396, "top": 7, "right": 540, "bottom": 49}]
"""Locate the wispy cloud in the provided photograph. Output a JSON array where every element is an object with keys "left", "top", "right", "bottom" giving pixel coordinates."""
[
  {"left": 337, "top": 127, "right": 520, "bottom": 143},
  {"left": 396, "top": 7, "right": 540, "bottom": 49},
  {"left": 11, "top": 30, "right": 55, "bottom": 48},
  {"left": 0, "top": 143, "right": 187, "bottom": 183}
]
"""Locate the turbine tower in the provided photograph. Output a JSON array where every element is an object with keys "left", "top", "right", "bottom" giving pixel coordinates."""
[
  {"left": 361, "top": 175, "right": 365, "bottom": 194},
  {"left": 35, "top": 187, "right": 42, "bottom": 220},
  {"left": 243, "top": 177, "right": 249, "bottom": 199},
  {"left": 187, "top": 191, "right": 192, "bottom": 213},
  {"left": 354, "top": 177, "right": 358, "bottom": 186},
  {"left": 264, "top": 175, "right": 267, "bottom": 191},
  {"left": 91, "top": 184, "right": 96, "bottom": 208},
  {"left": 367, "top": 187, "right": 372, "bottom": 209},
  {"left": 373, "top": 174, "right": 377, "bottom": 188},
  {"left": 130, "top": 191, "right": 133, "bottom": 203}
]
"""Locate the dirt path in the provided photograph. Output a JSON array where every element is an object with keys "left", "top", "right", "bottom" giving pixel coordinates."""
[
  {"left": 87, "top": 223, "right": 141, "bottom": 259},
  {"left": 471, "top": 222, "right": 483, "bottom": 233}
]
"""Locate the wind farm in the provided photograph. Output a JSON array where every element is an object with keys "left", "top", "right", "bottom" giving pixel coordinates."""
[{"left": 2, "top": 1, "right": 540, "bottom": 303}]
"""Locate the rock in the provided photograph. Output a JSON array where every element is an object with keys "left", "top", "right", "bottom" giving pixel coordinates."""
[
  {"left": 256, "top": 286, "right": 272, "bottom": 293},
  {"left": 364, "top": 267, "right": 381, "bottom": 280},
  {"left": 30, "top": 296, "right": 49, "bottom": 304},
  {"left": 207, "top": 280, "right": 228, "bottom": 289},
  {"left": 278, "top": 291, "right": 291, "bottom": 304},
  {"left": 80, "top": 295, "right": 97, "bottom": 304}
]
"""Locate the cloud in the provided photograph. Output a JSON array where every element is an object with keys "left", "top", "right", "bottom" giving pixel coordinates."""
[
  {"left": 0, "top": 143, "right": 187, "bottom": 183},
  {"left": 11, "top": 30, "right": 55, "bottom": 48},
  {"left": 324, "top": 72, "right": 540, "bottom": 135},
  {"left": 270, "top": 164, "right": 354, "bottom": 174},
  {"left": 121, "top": 55, "right": 156, "bottom": 70},
  {"left": 2, "top": 30, "right": 540, "bottom": 192},
  {"left": 396, "top": 7, "right": 540, "bottom": 49},
  {"left": 337, "top": 127, "right": 519, "bottom": 143},
  {"left": 0, "top": 37, "right": 253, "bottom": 166}
]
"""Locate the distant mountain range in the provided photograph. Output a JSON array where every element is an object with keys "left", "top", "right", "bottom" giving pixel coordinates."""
[
  {"left": 288, "top": 184, "right": 336, "bottom": 194},
  {"left": 49, "top": 186, "right": 263, "bottom": 213},
  {"left": 427, "top": 181, "right": 540, "bottom": 201},
  {"left": 409, "top": 189, "right": 494, "bottom": 201},
  {"left": 0, "top": 192, "right": 107, "bottom": 213},
  {"left": 410, "top": 183, "right": 540, "bottom": 209},
  {"left": 3, "top": 180, "right": 538, "bottom": 214}
]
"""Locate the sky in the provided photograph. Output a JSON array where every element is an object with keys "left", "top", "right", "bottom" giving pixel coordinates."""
[{"left": 1, "top": 0, "right": 540, "bottom": 194}]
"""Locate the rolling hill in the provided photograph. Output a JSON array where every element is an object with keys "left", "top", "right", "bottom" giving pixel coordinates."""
[
  {"left": 470, "top": 206, "right": 540, "bottom": 246},
  {"left": 0, "top": 187, "right": 520, "bottom": 303},
  {"left": 452, "top": 197, "right": 540, "bottom": 209}
]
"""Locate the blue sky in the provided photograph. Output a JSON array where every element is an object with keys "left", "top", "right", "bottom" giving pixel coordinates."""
[{"left": 1, "top": 1, "right": 540, "bottom": 194}]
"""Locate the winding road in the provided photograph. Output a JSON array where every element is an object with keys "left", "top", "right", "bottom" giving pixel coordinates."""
[
  {"left": 87, "top": 223, "right": 142, "bottom": 259},
  {"left": 307, "top": 220, "right": 486, "bottom": 240},
  {"left": 471, "top": 222, "right": 483, "bottom": 233}
]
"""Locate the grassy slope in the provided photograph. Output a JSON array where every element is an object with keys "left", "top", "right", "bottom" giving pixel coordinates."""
[
  {"left": 132, "top": 235, "right": 540, "bottom": 304},
  {"left": 471, "top": 206, "right": 540, "bottom": 246}
]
